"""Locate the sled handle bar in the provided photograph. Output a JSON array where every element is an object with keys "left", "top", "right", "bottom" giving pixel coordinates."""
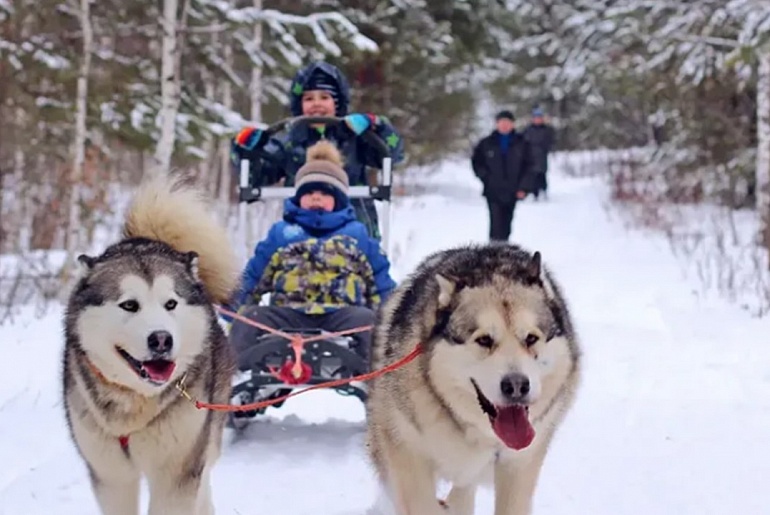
[
  {"left": 260, "top": 115, "right": 392, "bottom": 156},
  {"left": 238, "top": 115, "right": 394, "bottom": 252},
  {"left": 239, "top": 114, "right": 394, "bottom": 196}
]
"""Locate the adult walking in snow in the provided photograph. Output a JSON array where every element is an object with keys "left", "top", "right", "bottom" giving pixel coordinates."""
[
  {"left": 471, "top": 110, "right": 535, "bottom": 242},
  {"left": 523, "top": 106, "right": 556, "bottom": 200}
]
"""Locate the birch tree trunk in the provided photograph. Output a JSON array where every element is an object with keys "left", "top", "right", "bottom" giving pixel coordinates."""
[
  {"left": 756, "top": 50, "right": 770, "bottom": 265},
  {"left": 6, "top": 11, "right": 33, "bottom": 254},
  {"left": 244, "top": 0, "right": 272, "bottom": 252},
  {"left": 218, "top": 36, "right": 233, "bottom": 221},
  {"left": 63, "top": 0, "right": 93, "bottom": 276},
  {"left": 200, "top": 42, "right": 217, "bottom": 191},
  {"left": 0, "top": 127, "right": 25, "bottom": 253},
  {"left": 10, "top": 110, "right": 27, "bottom": 252},
  {"left": 152, "top": 0, "right": 187, "bottom": 177},
  {"left": 250, "top": 0, "right": 263, "bottom": 123}
]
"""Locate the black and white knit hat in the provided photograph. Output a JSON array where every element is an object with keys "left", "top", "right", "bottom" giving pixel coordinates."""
[
  {"left": 294, "top": 141, "right": 349, "bottom": 209},
  {"left": 305, "top": 69, "right": 340, "bottom": 106}
]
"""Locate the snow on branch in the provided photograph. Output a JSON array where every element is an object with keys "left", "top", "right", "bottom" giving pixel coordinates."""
[
  {"left": 0, "top": 37, "right": 71, "bottom": 71},
  {"left": 668, "top": 33, "right": 741, "bottom": 49},
  {"left": 219, "top": 6, "right": 378, "bottom": 53}
]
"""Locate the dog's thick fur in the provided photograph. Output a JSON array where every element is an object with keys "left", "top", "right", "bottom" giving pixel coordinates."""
[
  {"left": 366, "top": 243, "right": 581, "bottom": 515},
  {"left": 62, "top": 174, "right": 240, "bottom": 515}
]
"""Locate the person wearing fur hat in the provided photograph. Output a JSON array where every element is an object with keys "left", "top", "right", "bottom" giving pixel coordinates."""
[
  {"left": 226, "top": 140, "right": 396, "bottom": 365},
  {"left": 231, "top": 61, "right": 405, "bottom": 240}
]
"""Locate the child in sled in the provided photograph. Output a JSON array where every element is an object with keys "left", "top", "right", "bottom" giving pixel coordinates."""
[
  {"left": 230, "top": 60, "right": 405, "bottom": 239},
  {"left": 226, "top": 140, "right": 396, "bottom": 368}
]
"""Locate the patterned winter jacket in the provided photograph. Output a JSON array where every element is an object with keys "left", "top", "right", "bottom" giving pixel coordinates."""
[{"left": 234, "top": 199, "right": 397, "bottom": 315}]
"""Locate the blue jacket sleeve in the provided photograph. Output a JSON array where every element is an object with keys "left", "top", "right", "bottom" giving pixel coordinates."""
[
  {"left": 360, "top": 114, "right": 405, "bottom": 169},
  {"left": 235, "top": 224, "right": 284, "bottom": 308},
  {"left": 361, "top": 234, "right": 397, "bottom": 307}
]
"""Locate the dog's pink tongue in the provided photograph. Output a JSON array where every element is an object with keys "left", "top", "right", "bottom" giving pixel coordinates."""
[
  {"left": 143, "top": 360, "right": 176, "bottom": 382},
  {"left": 492, "top": 405, "right": 535, "bottom": 450}
]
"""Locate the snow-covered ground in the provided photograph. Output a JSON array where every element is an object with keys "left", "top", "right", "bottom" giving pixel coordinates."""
[{"left": 2, "top": 156, "right": 769, "bottom": 514}]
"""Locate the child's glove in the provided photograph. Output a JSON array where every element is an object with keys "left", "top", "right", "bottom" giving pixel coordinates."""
[
  {"left": 234, "top": 126, "right": 266, "bottom": 151},
  {"left": 344, "top": 113, "right": 377, "bottom": 135}
]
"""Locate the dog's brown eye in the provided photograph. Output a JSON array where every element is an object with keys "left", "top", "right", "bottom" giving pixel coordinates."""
[
  {"left": 119, "top": 300, "right": 139, "bottom": 313},
  {"left": 475, "top": 335, "right": 494, "bottom": 348},
  {"left": 524, "top": 333, "right": 539, "bottom": 347},
  {"left": 164, "top": 299, "right": 178, "bottom": 311}
]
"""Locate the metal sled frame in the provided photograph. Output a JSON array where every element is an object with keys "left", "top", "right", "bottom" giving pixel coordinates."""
[
  {"left": 237, "top": 115, "right": 394, "bottom": 252},
  {"left": 229, "top": 328, "right": 369, "bottom": 427}
]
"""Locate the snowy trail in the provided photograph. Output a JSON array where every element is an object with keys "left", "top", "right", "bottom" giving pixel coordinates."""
[{"left": 1, "top": 158, "right": 769, "bottom": 514}]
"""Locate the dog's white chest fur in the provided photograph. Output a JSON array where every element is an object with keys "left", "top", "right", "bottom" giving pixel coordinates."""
[
  {"left": 430, "top": 436, "right": 498, "bottom": 487},
  {"left": 402, "top": 402, "right": 500, "bottom": 487}
]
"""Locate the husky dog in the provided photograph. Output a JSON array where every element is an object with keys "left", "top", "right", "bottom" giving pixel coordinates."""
[
  {"left": 62, "top": 174, "right": 241, "bottom": 515},
  {"left": 366, "top": 243, "right": 581, "bottom": 515}
]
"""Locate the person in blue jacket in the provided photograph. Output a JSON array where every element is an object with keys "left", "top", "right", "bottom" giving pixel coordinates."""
[
  {"left": 230, "top": 60, "right": 405, "bottom": 240},
  {"left": 227, "top": 140, "right": 396, "bottom": 366}
]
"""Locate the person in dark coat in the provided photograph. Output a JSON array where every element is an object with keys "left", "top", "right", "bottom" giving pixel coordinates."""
[
  {"left": 230, "top": 61, "right": 405, "bottom": 240},
  {"left": 523, "top": 106, "right": 556, "bottom": 200},
  {"left": 471, "top": 110, "right": 535, "bottom": 242}
]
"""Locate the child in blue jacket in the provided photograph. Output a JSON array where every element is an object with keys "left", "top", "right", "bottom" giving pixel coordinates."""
[{"left": 228, "top": 140, "right": 396, "bottom": 366}]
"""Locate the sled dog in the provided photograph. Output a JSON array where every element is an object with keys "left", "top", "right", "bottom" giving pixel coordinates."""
[
  {"left": 366, "top": 243, "right": 581, "bottom": 515},
  {"left": 62, "top": 174, "right": 240, "bottom": 515}
]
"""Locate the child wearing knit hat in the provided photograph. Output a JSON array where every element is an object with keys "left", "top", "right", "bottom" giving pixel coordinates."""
[
  {"left": 227, "top": 140, "right": 396, "bottom": 366},
  {"left": 293, "top": 140, "right": 351, "bottom": 212}
]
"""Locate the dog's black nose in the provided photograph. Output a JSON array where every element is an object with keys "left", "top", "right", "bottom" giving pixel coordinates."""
[
  {"left": 500, "top": 373, "right": 530, "bottom": 400},
  {"left": 147, "top": 330, "right": 173, "bottom": 354}
]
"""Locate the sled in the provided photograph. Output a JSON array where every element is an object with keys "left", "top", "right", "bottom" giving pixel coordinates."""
[{"left": 230, "top": 116, "right": 393, "bottom": 430}]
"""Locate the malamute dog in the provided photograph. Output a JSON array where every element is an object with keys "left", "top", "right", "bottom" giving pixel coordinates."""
[
  {"left": 366, "top": 243, "right": 581, "bottom": 515},
  {"left": 62, "top": 174, "right": 240, "bottom": 515}
]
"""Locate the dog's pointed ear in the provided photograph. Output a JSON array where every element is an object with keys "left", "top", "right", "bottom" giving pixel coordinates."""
[
  {"left": 77, "top": 254, "right": 96, "bottom": 271},
  {"left": 435, "top": 274, "right": 456, "bottom": 308},
  {"left": 184, "top": 251, "right": 200, "bottom": 280},
  {"left": 526, "top": 251, "right": 542, "bottom": 282}
]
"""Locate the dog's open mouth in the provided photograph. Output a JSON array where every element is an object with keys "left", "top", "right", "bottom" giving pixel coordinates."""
[
  {"left": 471, "top": 379, "right": 535, "bottom": 450},
  {"left": 116, "top": 346, "right": 176, "bottom": 386}
]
